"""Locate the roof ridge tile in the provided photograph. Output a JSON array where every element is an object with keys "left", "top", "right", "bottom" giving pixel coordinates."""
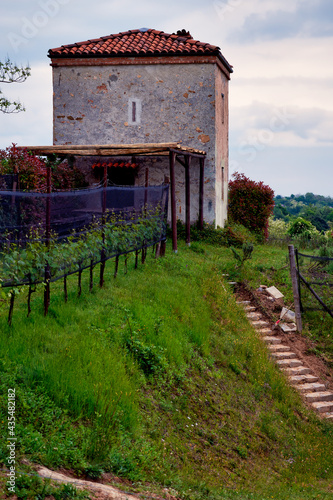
[{"left": 48, "top": 28, "right": 232, "bottom": 73}]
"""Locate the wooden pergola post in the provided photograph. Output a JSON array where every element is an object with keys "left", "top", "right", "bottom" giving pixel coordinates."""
[
  {"left": 169, "top": 150, "right": 177, "bottom": 253},
  {"left": 185, "top": 155, "right": 191, "bottom": 246},
  {"left": 199, "top": 157, "right": 205, "bottom": 230}
]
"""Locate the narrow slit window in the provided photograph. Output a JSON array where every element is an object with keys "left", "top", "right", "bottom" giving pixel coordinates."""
[
  {"left": 128, "top": 98, "right": 141, "bottom": 125},
  {"left": 132, "top": 101, "right": 136, "bottom": 123},
  {"left": 221, "top": 93, "right": 225, "bottom": 124}
]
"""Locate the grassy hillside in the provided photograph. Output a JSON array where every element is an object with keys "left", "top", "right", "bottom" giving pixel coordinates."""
[{"left": 0, "top": 240, "right": 333, "bottom": 499}]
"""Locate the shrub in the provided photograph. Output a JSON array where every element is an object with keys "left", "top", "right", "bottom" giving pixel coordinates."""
[
  {"left": 0, "top": 144, "right": 86, "bottom": 191},
  {"left": 288, "top": 217, "right": 319, "bottom": 239},
  {"left": 228, "top": 172, "right": 274, "bottom": 239},
  {"left": 268, "top": 217, "right": 289, "bottom": 240},
  {"left": 0, "top": 143, "right": 47, "bottom": 191},
  {"left": 173, "top": 220, "right": 255, "bottom": 248}
]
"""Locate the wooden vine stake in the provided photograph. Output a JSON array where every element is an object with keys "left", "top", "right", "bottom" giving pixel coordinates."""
[
  {"left": 99, "top": 165, "right": 107, "bottom": 288},
  {"left": 114, "top": 255, "right": 119, "bottom": 278},
  {"left": 90, "top": 260, "right": 94, "bottom": 291},
  {"left": 160, "top": 240, "right": 166, "bottom": 257},
  {"left": 135, "top": 249, "right": 139, "bottom": 269},
  {"left": 78, "top": 265, "right": 82, "bottom": 297},
  {"left": 44, "top": 165, "right": 51, "bottom": 316},
  {"left": 27, "top": 274, "right": 35, "bottom": 317},
  {"left": 141, "top": 243, "right": 146, "bottom": 264},
  {"left": 288, "top": 245, "right": 303, "bottom": 332},
  {"left": 8, "top": 290, "right": 15, "bottom": 326},
  {"left": 64, "top": 275, "right": 68, "bottom": 302}
]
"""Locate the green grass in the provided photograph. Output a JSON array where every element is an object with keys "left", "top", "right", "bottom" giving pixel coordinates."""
[{"left": 0, "top": 241, "right": 333, "bottom": 499}]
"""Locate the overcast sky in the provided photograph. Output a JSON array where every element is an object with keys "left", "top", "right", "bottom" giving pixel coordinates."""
[{"left": 1, "top": 0, "right": 332, "bottom": 196}]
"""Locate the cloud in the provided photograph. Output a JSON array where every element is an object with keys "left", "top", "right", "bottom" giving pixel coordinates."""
[
  {"left": 230, "top": 0, "right": 333, "bottom": 42},
  {"left": 231, "top": 101, "right": 333, "bottom": 149},
  {"left": 0, "top": 64, "right": 52, "bottom": 148},
  {"left": 1, "top": 0, "right": 332, "bottom": 197},
  {"left": 229, "top": 146, "right": 333, "bottom": 197}
]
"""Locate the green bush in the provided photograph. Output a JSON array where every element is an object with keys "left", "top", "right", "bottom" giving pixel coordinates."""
[
  {"left": 288, "top": 217, "right": 318, "bottom": 238},
  {"left": 268, "top": 217, "right": 289, "bottom": 240},
  {"left": 173, "top": 220, "right": 256, "bottom": 248}
]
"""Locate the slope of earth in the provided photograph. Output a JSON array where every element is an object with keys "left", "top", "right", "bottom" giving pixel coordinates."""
[{"left": 0, "top": 240, "right": 332, "bottom": 500}]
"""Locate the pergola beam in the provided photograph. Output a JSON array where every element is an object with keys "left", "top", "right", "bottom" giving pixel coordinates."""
[{"left": 18, "top": 142, "right": 206, "bottom": 253}]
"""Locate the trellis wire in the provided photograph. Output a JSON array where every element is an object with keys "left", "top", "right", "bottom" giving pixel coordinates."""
[{"left": 0, "top": 184, "right": 168, "bottom": 323}]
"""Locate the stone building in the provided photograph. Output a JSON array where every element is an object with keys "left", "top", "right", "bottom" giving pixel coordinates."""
[{"left": 48, "top": 28, "right": 233, "bottom": 227}]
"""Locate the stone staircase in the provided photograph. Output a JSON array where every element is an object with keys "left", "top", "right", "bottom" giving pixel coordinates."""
[{"left": 238, "top": 301, "right": 333, "bottom": 420}]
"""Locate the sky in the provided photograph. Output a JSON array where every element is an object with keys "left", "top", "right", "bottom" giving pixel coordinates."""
[{"left": 1, "top": 0, "right": 332, "bottom": 197}]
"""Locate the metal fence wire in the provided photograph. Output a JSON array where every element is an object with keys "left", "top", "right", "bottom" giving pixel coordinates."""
[{"left": 295, "top": 249, "right": 333, "bottom": 319}]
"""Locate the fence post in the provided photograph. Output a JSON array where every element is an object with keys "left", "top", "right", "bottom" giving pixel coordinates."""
[{"left": 288, "top": 244, "right": 303, "bottom": 333}]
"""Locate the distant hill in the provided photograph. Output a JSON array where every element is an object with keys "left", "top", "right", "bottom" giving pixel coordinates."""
[{"left": 274, "top": 193, "right": 333, "bottom": 231}]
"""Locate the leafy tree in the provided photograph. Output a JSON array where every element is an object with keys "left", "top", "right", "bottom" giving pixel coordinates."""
[
  {"left": 0, "top": 58, "right": 30, "bottom": 113},
  {"left": 273, "top": 203, "right": 289, "bottom": 221}
]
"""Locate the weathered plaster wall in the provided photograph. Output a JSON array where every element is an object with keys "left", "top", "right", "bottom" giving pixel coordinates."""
[
  {"left": 214, "top": 65, "right": 229, "bottom": 227},
  {"left": 53, "top": 62, "right": 229, "bottom": 225}
]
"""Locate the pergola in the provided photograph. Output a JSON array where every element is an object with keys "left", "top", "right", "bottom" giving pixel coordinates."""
[{"left": 20, "top": 143, "right": 206, "bottom": 252}]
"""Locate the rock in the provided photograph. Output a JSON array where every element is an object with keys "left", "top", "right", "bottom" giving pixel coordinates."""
[
  {"left": 280, "top": 307, "right": 296, "bottom": 323},
  {"left": 37, "top": 466, "right": 139, "bottom": 499},
  {"left": 266, "top": 286, "right": 284, "bottom": 300},
  {"left": 280, "top": 322, "right": 297, "bottom": 333}
]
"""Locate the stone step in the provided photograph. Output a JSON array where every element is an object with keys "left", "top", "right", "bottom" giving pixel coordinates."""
[
  {"left": 258, "top": 328, "right": 274, "bottom": 335},
  {"left": 263, "top": 336, "right": 282, "bottom": 345},
  {"left": 247, "top": 312, "right": 262, "bottom": 320},
  {"left": 296, "top": 382, "right": 326, "bottom": 393},
  {"left": 289, "top": 374, "right": 319, "bottom": 384},
  {"left": 283, "top": 366, "right": 312, "bottom": 376},
  {"left": 276, "top": 358, "right": 303, "bottom": 368},
  {"left": 244, "top": 306, "right": 256, "bottom": 311},
  {"left": 237, "top": 301, "right": 251, "bottom": 305},
  {"left": 305, "top": 392, "right": 333, "bottom": 403},
  {"left": 267, "top": 344, "right": 291, "bottom": 352},
  {"left": 271, "top": 351, "right": 296, "bottom": 360},
  {"left": 311, "top": 401, "right": 333, "bottom": 413},
  {"left": 324, "top": 413, "right": 333, "bottom": 420},
  {"left": 252, "top": 320, "right": 270, "bottom": 327}
]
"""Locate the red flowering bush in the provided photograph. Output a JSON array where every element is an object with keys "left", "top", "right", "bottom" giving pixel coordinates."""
[
  {"left": 0, "top": 144, "right": 86, "bottom": 191},
  {"left": 228, "top": 172, "right": 274, "bottom": 239},
  {"left": 0, "top": 143, "right": 47, "bottom": 191},
  {"left": 50, "top": 159, "right": 87, "bottom": 190}
]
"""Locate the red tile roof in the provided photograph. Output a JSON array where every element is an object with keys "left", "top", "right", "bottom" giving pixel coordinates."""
[{"left": 48, "top": 28, "right": 233, "bottom": 72}]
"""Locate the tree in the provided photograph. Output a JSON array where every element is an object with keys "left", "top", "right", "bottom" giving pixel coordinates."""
[{"left": 0, "top": 58, "right": 31, "bottom": 114}]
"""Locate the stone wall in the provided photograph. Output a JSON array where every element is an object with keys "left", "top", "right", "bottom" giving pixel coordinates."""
[{"left": 53, "top": 61, "right": 229, "bottom": 225}]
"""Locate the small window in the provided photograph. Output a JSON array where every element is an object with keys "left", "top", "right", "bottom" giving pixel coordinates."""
[
  {"left": 221, "top": 93, "right": 225, "bottom": 124},
  {"left": 128, "top": 98, "right": 142, "bottom": 125}
]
